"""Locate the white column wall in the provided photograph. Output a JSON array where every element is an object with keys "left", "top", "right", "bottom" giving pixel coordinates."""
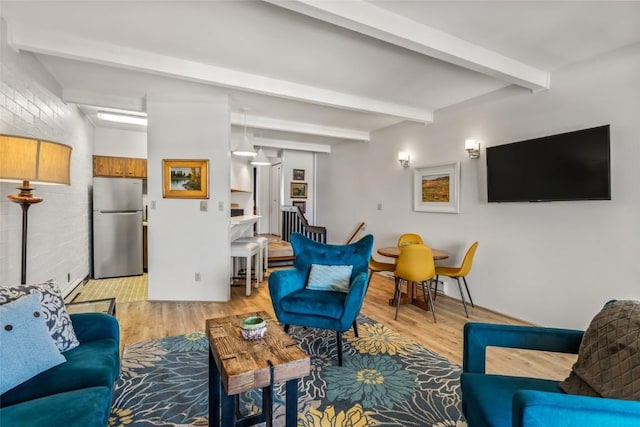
[
  {"left": 317, "top": 44, "right": 640, "bottom": 330},
  {"left": 146, "top": 92, "right": 231, "bottom": 301}
]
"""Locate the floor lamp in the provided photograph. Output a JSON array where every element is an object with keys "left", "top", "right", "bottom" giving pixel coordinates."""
[{"left": 0, "top": 134, "right": 72, "bottom": 285}]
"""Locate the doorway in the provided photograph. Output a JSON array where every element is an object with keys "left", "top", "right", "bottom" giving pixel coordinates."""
[{"left": 270, "top": 162, "right": 282, "bottom": 236}]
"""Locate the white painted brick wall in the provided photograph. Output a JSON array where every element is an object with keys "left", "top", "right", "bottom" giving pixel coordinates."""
[{"left": 1, "top": 38, "right": 93, "bottom": 293}]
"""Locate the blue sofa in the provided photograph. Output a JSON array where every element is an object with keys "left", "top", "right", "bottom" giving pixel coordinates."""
[
  {"left": 269, "top": 233, "right": 374, "bottom": 366},
  {"left": 0, "top": 312, "right": 120, "bottom": 427},
  {"left": 461, "top": 322, "right": 640, "bottom": 427}
]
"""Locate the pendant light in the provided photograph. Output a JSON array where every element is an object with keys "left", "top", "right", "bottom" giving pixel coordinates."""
[
  {"left": 232, "top": 108, "right": 257, "bottom": 157},
  {"left": 251, "top": 147, "right": 271, "bottom": 166}
]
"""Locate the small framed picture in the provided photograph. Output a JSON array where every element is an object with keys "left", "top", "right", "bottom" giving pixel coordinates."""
[
  {"left": 293, "top": 168, "right": 305, "bottom": 181},
  {"left": 162, "top": 159, "right": 209, "bottom": 199},
  {"left": 413, "top": 161, "right": 460, "bottom": 213},
  {"left": 290, "top": 182, "right": 308, "bottom": 199},
  {"left": 292, "top": 200, "right": 306, "bottom": 213}
]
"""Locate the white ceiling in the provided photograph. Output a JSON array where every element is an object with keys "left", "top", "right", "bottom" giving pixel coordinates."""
[{"left": 2, "top": 1, "right": 639, "bottom": 149}]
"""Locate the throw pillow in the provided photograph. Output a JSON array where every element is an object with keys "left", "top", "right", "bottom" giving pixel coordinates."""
[
  {"left": 306, "top": 264, "right": 353, "bottom": 292},
  {"left": 559, "top": 300, "right": 640, "bottom": 400},
  {"left": 0, "top": 281, "right": 80, "bottom": 352},
  {"left": 0, "top": 293, "right": 66, "bottom": 394}
]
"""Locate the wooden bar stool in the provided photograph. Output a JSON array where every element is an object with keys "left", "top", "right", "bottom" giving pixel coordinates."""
[
  {"left": 234, "top": 236, "right": 268, "bottom": 283},
  {"left": 230, "top": 241, "right": 259, "bottom": 296}
]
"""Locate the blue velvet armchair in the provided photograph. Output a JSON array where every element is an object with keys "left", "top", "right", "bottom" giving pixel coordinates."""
[
  {"left": 268, "top": 233, "right": 374, "bottom": 366},
  {"left": 461, "top": 322, "right": 640, "bottom": 427}
]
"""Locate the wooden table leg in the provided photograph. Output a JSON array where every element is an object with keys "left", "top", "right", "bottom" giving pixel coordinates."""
[{"left": 209, "top": 349, "right": 220, "bottom": 427}]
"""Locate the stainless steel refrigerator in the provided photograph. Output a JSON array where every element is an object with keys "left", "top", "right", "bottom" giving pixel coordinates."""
[{"left": 93, "top": 177, "right": 143, "bottom": 279}]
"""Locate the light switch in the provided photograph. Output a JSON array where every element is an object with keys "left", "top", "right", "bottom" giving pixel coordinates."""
[
  {"left": 218, "top": 201, "right": 224, "bottom": 211},
  {"left": 200, "top": 201, "right": 208, "bottom": 212},
  {"left": 377, "top": 203, "right": 383, "bottom": 211},
  {"left": 150, "top": 200, "right": 157, "bottom": 209}
]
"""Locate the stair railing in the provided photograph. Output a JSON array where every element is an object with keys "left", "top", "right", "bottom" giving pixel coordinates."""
[{"left": 281, "top": 205, "right": 327, "bottom": 243}]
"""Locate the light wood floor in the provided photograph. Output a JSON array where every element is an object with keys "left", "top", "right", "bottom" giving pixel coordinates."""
[{"left": 115, "top": 271, "right": 576, "bottom": 381}]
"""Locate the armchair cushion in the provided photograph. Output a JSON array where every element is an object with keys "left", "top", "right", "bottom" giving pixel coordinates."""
[
  {"left": 306, "top": 264, "right": 353, "bottom": 292},
  {"left": 461, "top": 373, "right": 562, "bottom": 427},
  {"left": 281, "top": 288, "right": 346, "bottom": 319},
  {"left": 559, "top": 300, "right": 640, "bottom": 400}
]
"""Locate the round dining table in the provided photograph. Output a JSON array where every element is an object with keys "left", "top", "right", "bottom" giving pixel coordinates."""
[
  {"left": 377, "top": 246, "right": 449, "bottom": 260},
  {"left": 376, "top": 245, "right": 450, "bottom": 311}
]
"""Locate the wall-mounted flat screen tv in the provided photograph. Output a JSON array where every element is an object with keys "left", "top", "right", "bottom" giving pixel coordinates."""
[{"left": 486, "top": 125, "right": 610, "bottom": 202}]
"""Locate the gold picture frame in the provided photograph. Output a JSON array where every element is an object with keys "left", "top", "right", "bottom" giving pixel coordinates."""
[
  {"left": 290, "top": 182, "right": 308, "bottom": 199},
  {"left": 162, "top": 159, "right": 209, "bottom": 199},
  {"left": 413, "top": 161, "right": 460, "bottom": 213}
]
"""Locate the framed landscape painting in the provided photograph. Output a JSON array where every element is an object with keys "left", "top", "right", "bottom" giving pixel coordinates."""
[
  {"left": 290, "top": 182, "right": 308, "bottom": 199},
  {"left": 162, "top": 159, "right": 209, "bottom": 199},
  {"left": 413, "top": 161, "right": 460, "bottom": 213}
]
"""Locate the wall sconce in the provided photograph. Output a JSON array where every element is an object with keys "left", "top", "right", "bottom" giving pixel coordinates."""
[
  {"left": 465, "top": 139, "right": 481, "bottom": 159},
  {"left": 398, "top": 152, "right": 410, "bottom": 168}
]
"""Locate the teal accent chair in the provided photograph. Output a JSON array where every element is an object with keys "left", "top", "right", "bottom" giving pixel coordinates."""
[
  {"left": 269, "top": 233, "right": 374, "bottom": 366},
  {"left": 461, "top": 322, "right": 640, "bottom": 427}
]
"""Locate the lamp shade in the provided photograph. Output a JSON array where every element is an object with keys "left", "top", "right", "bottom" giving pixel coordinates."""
[
  {"left": 0, "top": 135, "right": 71, "bottom": 185},
  {"left": 251, "top": 148, "right": 270, "bottom": 166},
  {"left": 232, "top": 135, "right": 257, "bottom": 157}
]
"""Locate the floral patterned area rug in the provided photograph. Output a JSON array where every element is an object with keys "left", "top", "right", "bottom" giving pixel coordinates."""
[{"left": 110, "top": 315, "right": 467, "bottom": 427}]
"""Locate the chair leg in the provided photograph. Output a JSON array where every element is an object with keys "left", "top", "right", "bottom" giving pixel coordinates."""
[
  {"left": 421, "top": 280, "right": 437, "bottom": 323},
  {"left": 462, "top": 276, "right": 475, "bottom": 307},
  {"left": 352, "top": 321, "right": 359, "bottom": 337},
  {"left": 336, "top": 331, "right": 343, "bottom": 366},
  {"left": 245, "top": 255, "right": 252, "bottom": 296},
  {"left": 456, "top": 277, "right": 469, "bottom": 318},
  {"left": 394, "top": 277, "right": 403, "bottom": 320},
  {"left": 432, "top": 275, "right": 440, "bottom": 300}
]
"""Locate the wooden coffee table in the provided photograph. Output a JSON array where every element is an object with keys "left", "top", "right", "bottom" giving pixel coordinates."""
[{"left": 206, "top": 311, "right": 310, "bottom": 427}]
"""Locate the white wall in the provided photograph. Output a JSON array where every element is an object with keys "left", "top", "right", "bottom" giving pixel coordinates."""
[
  {"left": 0, "top": 19, "right": 93, "bottom": 293},
  {"left": 93, "top": 127, "right": 147, "bottom": 158},
  {"left": 282, "top": 150, "right": 316, "bottom": 224},
  {"left": 146, "top": 92, "right": 231, "bottom": 301},
  {"left": 317, "top": 44, "right": 640, "bottom": 330}
]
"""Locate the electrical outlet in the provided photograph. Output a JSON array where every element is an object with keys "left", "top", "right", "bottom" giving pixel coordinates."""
[
  {"left": 195, "top": 272, "right": 201, "bottom": 282},
  {"left": 200, "top": 201, "right": 208, "bottom": 212},
  {"left": 218, "top": 201, "right": 224, "bottom": 211},
  {"left": 150, "top": 200, "right": 157, "bottom": 209},
  {"left": 377, "top": 203, "right": 383, "bottom": 210}
]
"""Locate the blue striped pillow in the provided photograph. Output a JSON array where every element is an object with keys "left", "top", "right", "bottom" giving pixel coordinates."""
[{"left": 306, "top": 264, "right": 353, "bottom": 292}]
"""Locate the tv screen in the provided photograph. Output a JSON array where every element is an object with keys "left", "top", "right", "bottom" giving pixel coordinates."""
[{"left": 487, "top": 125, "right": 610, "bottom": 202}]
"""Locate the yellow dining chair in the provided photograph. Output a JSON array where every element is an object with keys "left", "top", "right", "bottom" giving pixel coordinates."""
[
  {"left": 397, "top": 233, "right": 424, "bottom": 247},
  {"left": 434, "top": 241, "right": 478, "bottom": 318},
  {"left": 368, "top": 257, "right": 395, "bottom": 287},
  {"left": 394, "top": 244, "right": 437, "bottom": 322}
]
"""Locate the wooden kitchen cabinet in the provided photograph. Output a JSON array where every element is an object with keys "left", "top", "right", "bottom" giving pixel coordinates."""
[
  {"left": 93, "top": 155, "right": 124, "bottom": 177},
  {"left": 125, "top": 158, "right": 147, "bottom": 178},
  {"left": 93, "top": 155, "right": 147, "bottom": 178}
]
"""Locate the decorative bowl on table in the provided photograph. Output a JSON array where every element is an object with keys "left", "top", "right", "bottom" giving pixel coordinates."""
[{"left": 240, "top": 316, "right": 267, "bottom": 340}]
